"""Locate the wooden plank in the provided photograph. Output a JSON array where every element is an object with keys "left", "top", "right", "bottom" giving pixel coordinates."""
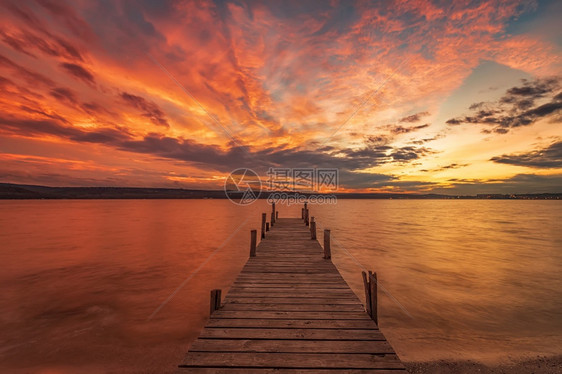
[
  {"left": 231, "top": 282, "right": 349, "bottom": 288},
  {"left": 227, "top": 291, "right": 357, "bottom": 297},
  {"left": 221, "top": 304, "right": 364, "bottom": 312},
  {"left": 199, "top": 328, "right": 385, "bottom": 340},
  {"left": 225, "top": 297, "right": 360, "bottom": 305},
  {"left": 188, "top": 339, "right": 392, "bottom": 353},
  {"left": 206, "top": 319, "right": 378, "bottom": 329},
  {"left": 180, "top": 352, "right": 403, "bottom": 369},
  {"left": 178, "top": 369, "right": 405, "bottom": 373},
  {"left": 211, "top": 311, "right": 372, "bottom": 320}
]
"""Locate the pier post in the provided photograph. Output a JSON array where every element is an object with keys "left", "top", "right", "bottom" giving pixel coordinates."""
[
  {"left": 301, "top": 208, "right": 304, "bottom": 219},
  {"left": 276, "top": 211, "right": 279, "bottom": 219},
  {"left": 210, "top": 289, "right": 221, "bottom": 314},
  {"left": 266, "top": 222, "right": 270, "bottom": 232},
  {"left": 261, "top": 213, "right": 266, "bottom": 238},
  {"left": 369, "top": 271, "right": 378, "bottom": 326},
  {"left": 271, "top": 203, "right": 276, "bottom": 225},
  {"left": 323, "top": 229, "right": 331, "bottom": 259},
  {"left": 310, "top": 217, "right": 316, "bottom": 240},
  {"left": 250, "top": 230, "right": 257, "bottom": 257},
  {"left": 362, "top": 271, "right": 371, "bottom": 316},
  {"left": 304, "top": 208, "right": 309, "bottom": 226},
  {"left": 361, "top": 270, "right": 378, "bottom": 325}
]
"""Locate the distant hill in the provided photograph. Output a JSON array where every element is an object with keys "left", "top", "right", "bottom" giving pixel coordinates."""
[{"left": 0, "top": 183, "right": 559, "bottom": 199}]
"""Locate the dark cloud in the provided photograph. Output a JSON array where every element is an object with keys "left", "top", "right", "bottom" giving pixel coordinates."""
[
  {"left": 490, "top": 141, "right": 562, "bottom": 168},
  {"left": 0, "top": 54, "right": 55, "bottom": 87},
  {"left": 50, "top": 87, "right": 78, "bottom": 104},
  {"left": 120, "top": 92, "right": 170, "bottom": 128},
  {"left": 420, "top": 163, "right": 470, "bottom": 172},
  {"left": 447, "top": 77, "right": 562, "bottom": 134},
  {"left": 0, "top": 25, "right": 83, "bottom": 61},
  {"left": 431, "top": 174, "right": 562, "bottom": 195},
  {"left": 399, "top": 111, "right": 430, "bottom": 123},
  {"left": 59, "top": 63, "right": 95, "bottom": 85},
  {"left": 35, "top": 0, "right": 94, "bottom": 41},
  {"left": 388, "top": 123, "right": 429, "bottom": 134}
]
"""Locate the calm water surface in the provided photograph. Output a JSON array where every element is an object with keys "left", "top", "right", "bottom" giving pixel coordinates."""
[{"left": 1, "top": 200, "right": 561, "bottom": 373}]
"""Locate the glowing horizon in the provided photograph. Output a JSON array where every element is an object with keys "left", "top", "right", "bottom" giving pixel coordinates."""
[{"left": 0, "top": 0, "right": 560, "bottom": 194}]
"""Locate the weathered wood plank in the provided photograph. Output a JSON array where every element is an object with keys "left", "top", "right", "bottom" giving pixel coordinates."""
[
  {"left": 188, "top": 339, "right": 392, "bottom": 353},
  {"left": 211, "top": 310, "right": 372, "bottom": 320},
  {"left": 221, "top": 303, "right": 364, "bottom": 312},
  {"left": 225, "top": 297, "right": 360, "bottom": 305},
  {"left": 178, "top": 369, "right": 405, "bottom": 373},
  {"left": 206, "top": 318, "right": 378, "bottom": 329},
  {"left": 199, "top": 328, "right": 385, "bottom": 340},
  {"left": 180, "top": 352, "right": 403, "bottom": 369}
]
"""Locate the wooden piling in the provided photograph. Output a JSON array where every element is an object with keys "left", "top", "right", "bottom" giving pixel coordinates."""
[
  {"left": 276, "top": 211, "right": 279, "bottom": 219},
  {"left": 310, "top": 217, "right": 316, "bottom": 240},
  {"left": 261, "top": 213, "right": 266, "bottom": 239},
  {"left": 266, "top": 222, "right": 270, "bottom": 232},
  {"left": 271, "top": 212, "right": 275, "bottom": 227},
  {"left": 304, "top": 208, "right": 309, "bottom": 226},
  {"left": 361, "top": 270, "right": 378, "bottom": 325},
  {"left": 369, "top": 271, "right": 378, "bottom": 325},
  {"left": 210, "top": 289, "right": 221, "bottom": 314},
  {"left": 323, "top": 229, "right": 331, "bottom": 259},
  {"left": 271, "top": 203, "right": 276, "bottom": 225},
  {"left": 301, "top": 207, "right": 304, "bottom": 219},
  {"left": 362, "top": 271, "right": 371, "bottom": 316},
  {"left": 250, "top": 229, "right": 257, "bottom": 257}
]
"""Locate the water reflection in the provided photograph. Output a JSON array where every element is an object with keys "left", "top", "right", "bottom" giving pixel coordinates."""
[{"left": 0, "top": 199, "right": 561, "bottom": 372}]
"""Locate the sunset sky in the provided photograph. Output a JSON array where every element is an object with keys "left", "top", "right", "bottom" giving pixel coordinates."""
[{"left": 0, "top": 0, "right": 560, "bottom": 194}]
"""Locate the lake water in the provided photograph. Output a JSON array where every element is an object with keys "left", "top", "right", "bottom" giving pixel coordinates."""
[{"left": 1, "top": 200, "right": 561, "bottom": 373}]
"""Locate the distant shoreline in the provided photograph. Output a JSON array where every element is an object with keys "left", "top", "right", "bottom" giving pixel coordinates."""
[{"left": 0, "top": 183, "right": 560, "bottom": 200}]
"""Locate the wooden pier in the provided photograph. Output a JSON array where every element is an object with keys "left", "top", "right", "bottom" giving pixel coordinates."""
[{"left": 178, "top": 207, "right": 405, "bottom": 373}]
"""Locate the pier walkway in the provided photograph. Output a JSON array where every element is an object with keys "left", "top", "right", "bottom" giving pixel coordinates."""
[{"left": 178, "top": 212, "right": 405, "bottom": 373}]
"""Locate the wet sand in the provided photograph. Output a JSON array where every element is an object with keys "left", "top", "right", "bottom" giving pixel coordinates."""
[{"left": 405, "top": 355, "right": 562, "bottom": 374}]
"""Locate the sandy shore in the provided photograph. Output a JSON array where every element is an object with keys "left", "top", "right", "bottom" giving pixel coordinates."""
[{"left": 404, "top": 355, "right": 562, "bottom": 373}]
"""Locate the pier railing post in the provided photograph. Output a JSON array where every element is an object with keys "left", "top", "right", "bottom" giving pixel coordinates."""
[
  {"left": 266, "top": 222, "right": 270, "bottom": 232},
  {"left": 271, "top": 211, "right": 275, "bottom": 227},
  {"left": 250, "top": 230, "right": 257, "bottom": 257},
  {"left": 301, "top": 207, "right": 304, "bottom": 219},
  {"left": 310, "top": 217, "right": 316, "bottom": 240},
  {"left": 271, "top": 202, "right": 276, "bottom": 225},
  {"left": 210, "top": 289, "right": 221, "bottom": 314},
  {"left": 304, "top": 208, "right": 309, "bottom": 226},
  {"left": 323, "top": 229, "right": 331, "bottom": 259},
  {"left": 276, "top": 211, "right": 279, "bottom": 219},
  {"left": 261, "top": 213, "right": 266, "bottom": 238},
  {"left": 361, "top": 270, "right": 378, "bottom": 325}
]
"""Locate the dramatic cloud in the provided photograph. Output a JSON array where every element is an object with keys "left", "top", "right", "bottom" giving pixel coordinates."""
[
  {"left": 0, "top": 0, "right": 560, "bottom": 192},
  {"left": 59, "top": 62, "right": 95, "bottom": 85},
  {"left": 120, "top": 93, "right": 170, "bottom": 128},
  {"left": 447, "top": 77, "right": 562, "bottom": 133},
  {"left": 490, "top": 141, "right": 562, "bottom": 168},
  {"left": 387, "top": 123, "right": 430, "bottom": 135},
  {"left": 399, "top": 111, "right": 430, "bottom": 123},
  {"left": 421, "top": 163, "right": 471, "bottom": 173}
]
